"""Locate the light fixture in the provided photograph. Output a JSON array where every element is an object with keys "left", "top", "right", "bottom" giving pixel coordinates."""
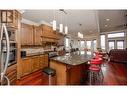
[
  {"left": 53, "top": 20, "right": 56, "bottom": 31},
  {"left": 106, "top": 18, "right": 110, "bottom": 21},
  {"left": 78, "top": 24, "right": 83, "bottom": 38},
  {"left": 65, "top": 26, "right": 68, "bottom": 34},
  {"left": 105, "top": 25, "right": 108, "bottom": 27},
  {"left": 59, "top": 9, "right": 63, "bottom": 33},
  {"left": 64, "top": 11, "right": 68, "bottom": 34},
  {"left": 59, "top": 24, "right": 63, "bottom": 33},
  {"left": 52, "top": 10, "right": 56, "bottom": 31},
  {"left": 78, "top": 32, "right": 83, "bottom": 38}
]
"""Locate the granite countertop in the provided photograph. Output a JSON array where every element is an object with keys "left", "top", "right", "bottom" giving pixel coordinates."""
[{"left": 51, "top": 51, "right": 94, "bottom": 66}]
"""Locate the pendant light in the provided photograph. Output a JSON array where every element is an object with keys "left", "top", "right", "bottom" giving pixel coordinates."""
[
  {"left": 53, "top": 20, "right": 56, "bottom": 31},
  {"left": 64, "top": 13, "right": 68, "bottom": 34},
  {"left": 59, "top": 24, "right": 63, "bottom": 33},
  {"left": 59, "top": 10, "right": 63, "bottom": 33},
  {"left": 65, "top": 26, "right": 68, "bottom": 34},
  {"left": 52, "top": 10, "right": 56, "bottom": 31}
]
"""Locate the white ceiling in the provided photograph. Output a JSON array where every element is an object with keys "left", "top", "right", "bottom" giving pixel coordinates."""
[
  {"left": 22, "top": 10, "right": 127, "bottom": 37},
  {"left": 98, "top": 10, "right": 127, "bottom": 32}
]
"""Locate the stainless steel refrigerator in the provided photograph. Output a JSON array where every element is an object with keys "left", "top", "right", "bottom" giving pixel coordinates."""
[{"left": 0, "top": 23, "right": 10, "bottom": 85}]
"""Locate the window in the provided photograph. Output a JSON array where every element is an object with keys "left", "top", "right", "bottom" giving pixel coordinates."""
[
  {"left": 108, "top": 41, "right": 115, "bottom": 50},
  {"left": 108, "top": 32, "right": 124, "bottom": 38},
  {"left": 80, "top": 40, "right": 85, "bottom": 50},
  {"left": 100, "top": 35, "right": 105, "bottom": 49},
  {"left": 93, "top": 40, "right": 97, "bottom": 50},
  {"left": 65, "top": 38, "right": 69, "bottom": 47},
  {"left": 80, "top": 41, "right": 85, "bottom": 47},
  {"left": 117, "top": 40, "right": 124, "bottom": 49},
  {"left": 86, "top": 41, "right": 91, "bottom": 49}
]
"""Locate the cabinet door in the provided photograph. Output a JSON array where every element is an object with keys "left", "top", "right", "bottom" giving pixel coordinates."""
[
  {"left": 31, "top": 56, "right": 40, "bottom": 72},
  {"left": 27, "top": 25, "right": 34, "bottom": 45},
  {"left": 39, "top": 55, "right": 45, "bottom": 69},
  {"left": 21, "top": 58, "right": 31, "bottom": 77},
  {"left": 34, "top": 26, "right": 42, "bottom": 45},
  {"left": 0, "top": 10, "right": 20, "bottom": 28},
  {"left": 42, "top": 25, "right": 52, "bottom": 38},
  {"left": 44, "top": 54, "right": 49, "bottom": 67},
  {"left": 20, "top": 23, "right": 34, "bottom": 45},
  {"left": 20, "top": 23, "right": 27, "bottom": 45}
]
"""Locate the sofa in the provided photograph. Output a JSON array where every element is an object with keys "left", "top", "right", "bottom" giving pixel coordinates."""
[{"left": 109, "top": 49, "right": 127, "bottom": 63}]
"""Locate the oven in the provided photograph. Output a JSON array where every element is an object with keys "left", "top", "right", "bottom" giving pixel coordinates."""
[{"left": 2, "top": 40, "right": 17, "bottom": 66}]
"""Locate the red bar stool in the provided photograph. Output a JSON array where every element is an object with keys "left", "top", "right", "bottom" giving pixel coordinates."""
[{"left": 88, "top": 58, "right": 104, "bottom": 85}]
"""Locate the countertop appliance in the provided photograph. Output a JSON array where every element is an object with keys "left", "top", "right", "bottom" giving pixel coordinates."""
[{"left": 48, "top": 51, "right": 58, "bottom": 58}]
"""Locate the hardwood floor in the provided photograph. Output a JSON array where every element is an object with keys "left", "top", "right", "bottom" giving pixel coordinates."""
[
  {"left": 16, "top": 61, "right": 127, "bottom": 85},
  {"left": 103, "top": 61, "right": 127, "bottom": 85},
  {"left": 16, "top": 70, "right": 43, "bottom": 85}
]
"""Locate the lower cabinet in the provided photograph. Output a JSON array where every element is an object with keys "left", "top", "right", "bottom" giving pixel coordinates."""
[
  {"left": 31, "top": 56, "right": 40, "bottom": 72},
  {"left": 20, "top": 54, "right": 48, "bottom": 78},
  {"left": 20, "top": 57, "right": 31, "bottom": 77},
  {"left": 39, "top": 54, "right": 48, "bottom": 69}
]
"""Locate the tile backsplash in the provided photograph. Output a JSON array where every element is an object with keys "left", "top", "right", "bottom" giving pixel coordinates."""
[{"left": 21, "top": 47, "right": 44, "bottom": 54}]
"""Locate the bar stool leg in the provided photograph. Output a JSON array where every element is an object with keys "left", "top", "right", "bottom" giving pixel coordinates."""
[
  {"left": 89, "top": 71, "right": 92, "bottom": 85},
  {"left": 100, "top": 69, "right": 104, "bottom": 84},
  {"left": 49, "top": 75, "right": 51, "bottom": 85}
]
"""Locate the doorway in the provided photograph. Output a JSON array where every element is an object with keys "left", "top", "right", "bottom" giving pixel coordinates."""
[{"left": 108, "top": 39, "right": 125, "bottom": 51}]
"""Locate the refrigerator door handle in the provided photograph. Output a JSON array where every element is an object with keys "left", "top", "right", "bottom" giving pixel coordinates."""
[{"left": 0, "top": 23, "right": 10, "bottom": 85}]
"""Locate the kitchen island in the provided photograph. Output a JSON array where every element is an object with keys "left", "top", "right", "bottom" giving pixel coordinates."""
[{"left": 50, "top": 51, "right": 93, "bottom": 85}]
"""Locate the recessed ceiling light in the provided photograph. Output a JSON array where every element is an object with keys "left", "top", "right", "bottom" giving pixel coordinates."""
[
  {"left": 106, "top": 18, "right": 110, "bottom": 21},
  {"left": 105, "top": 25, "right": 108, "bottom": 27}
]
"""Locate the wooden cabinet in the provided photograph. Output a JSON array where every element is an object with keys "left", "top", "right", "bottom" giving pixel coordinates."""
[
  {"left": 39, "top": 54, "right": 49, "bottom": 69},
  {"left": 39, "top": 55, "right": 45, "bottom": 69},
  {"left": 44, "top": 54, "right": 49, "bottom": 66},
  {"left": 41, "top": 24, "right": 61, "bottom": 43},
  {"left": 6, "top": 64, "right": 17, "bottom": 85},
  {"left": 20, "top": 23, "right": 63, "bottom": 45},
  {"left": 50, "top": 60, "right": 86, "bottom": 85},
  {"left": 42, "top": 25, "right": 52, "bottom": 37},
  {"left": 31, "top": 56, "right": 40, "bottom": 72},
  {"left": 33, "top": 25, "right": 42, "bottom": 45},
  {"left": 20, "top": 23, "right": 34, "bottom": 45},
  {"left": 20, "top": 57, "right": 31, "bottom": 77},
  {"left": 20, "top": 54, "right": 48, "bottom": 78},
  {"left": 0, "top": 10, "right": 21, "bottom": 29}
]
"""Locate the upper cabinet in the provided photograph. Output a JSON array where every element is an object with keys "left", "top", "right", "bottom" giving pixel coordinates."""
[
  {"left": 33, "top": 25, "right": 42, "bottom": 45},
  {"left": 41, "top": 24, "right": 62, "bottom": 44},
  {"left": 20, "top": 23, "right": 64, "bottom": 46},
  {"left": 42, "top": 24, "right": 51, "bottom": 37},
  {"left": 20, "top": 23, "right": 34, "bottom": 45},
  {"left": 0, "top": 10, "right": 21, "bottom": 29}
]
